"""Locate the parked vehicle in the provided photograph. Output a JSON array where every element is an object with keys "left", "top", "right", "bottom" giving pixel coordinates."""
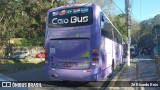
[
  {"left": 130, "top": 46, "right": 137, "bottom": 58},
  {"left": 10, "top": 52, "right": 30, "bottom": 59},
  {"left": 36, "top": 52, "right": 45, "bottom": 58}
]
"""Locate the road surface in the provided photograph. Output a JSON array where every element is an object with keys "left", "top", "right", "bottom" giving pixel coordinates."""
[
  {"left": 113, "top": 55, "right": 160, "bottom": 90},
  {"left": 5, "top": 66, "right": 118, "bottom": 90}
]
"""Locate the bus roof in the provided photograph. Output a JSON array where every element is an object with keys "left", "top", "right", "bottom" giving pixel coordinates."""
[
  {"left": 48, "top": 3, "right": 94, "bottom": 12},
  {"left": 47, "top": 3, "right": 123, "bottom": 38}
]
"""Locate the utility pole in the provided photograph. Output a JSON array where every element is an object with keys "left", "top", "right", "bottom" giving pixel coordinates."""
[{"left": 125, "top": 0, "right": 131, "bottom": 66}]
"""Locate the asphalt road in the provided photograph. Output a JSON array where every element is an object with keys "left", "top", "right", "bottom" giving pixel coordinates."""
[
  {"left": 5, "top": 66, "right": 114, "bottom": 90},
  {"left": 119, "top": 55, "right": 160, "bottom": 81},
  {"left": 2, "top": 56, "right": 125, "bottom": 90},
  {"left": 113, "top": 55, "right": 160, "bottom": 90},
  {"left": 2, "top": 55, "right": 159, "bottom": 90},
  {"left": 7, "top": 67, "right": 48, "bottom": 81}
]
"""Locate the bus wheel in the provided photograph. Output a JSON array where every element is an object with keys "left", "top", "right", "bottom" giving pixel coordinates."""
[{"left": 112, "top": 59, "right": 115, "bottom": 74}]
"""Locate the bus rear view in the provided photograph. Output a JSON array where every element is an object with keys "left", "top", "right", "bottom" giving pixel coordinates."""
[
  {"left": 45, "top": 4, "right": 100, "bottom": 81},
  {"left": 45, "top": 4, "right": 119, "bottom": 81}
]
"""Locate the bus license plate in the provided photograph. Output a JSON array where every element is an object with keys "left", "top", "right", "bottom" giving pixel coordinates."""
[{"left": 64, "top": 63, "right": 73, "bottom": 67}]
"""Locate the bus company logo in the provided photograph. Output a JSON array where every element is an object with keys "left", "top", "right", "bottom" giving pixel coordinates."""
[
  {"left": 66, "top": 9, "right": 73, "bottom": 14},
  {"left": 52, "top": 16, "right": 88, "bottom": 25},
  {"left": 81, "top": 8, "right": 88, "bottom": 13},
  {"left": 2, "top": 82, "right": 11, "bottom": 87},
  {"left": 59, "top": 10, "right": 66, "bottom": 16},
  {"left": 73, "top": 8, "right": 80, "bottom": 14},
  {"left": 52, "top": 11, "right": 58, "bottom": 16},
  {"left": 52, "top": 18, "right": 69, "bottom": 24}
]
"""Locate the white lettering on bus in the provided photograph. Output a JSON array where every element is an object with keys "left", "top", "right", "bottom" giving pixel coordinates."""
[
  {"left": 52, "top": 18, "right": 58, "bottom": 24},
  {"left": 52, "top": 16, "right": 88, "bottom": 24},
  {"left": 71, "top": 16, "right": 88, "bottom": 23},
  {"left": 71, "top": 16, "right": 77, "bottom": 23},
  {"left": 83, "top": 16, "right": 88, "bottom": 22},
  {"left": 52, "top": 18, "right": 69, "bottom": 24},
  {"left": 57, "top": 19, "right": 63, "bottom": 24},
  {"left": 64, "top": 18, "right": 69, "bottom": 24},
  {"left": 78, "top": 16, "right": 83, "bottom": 22}
]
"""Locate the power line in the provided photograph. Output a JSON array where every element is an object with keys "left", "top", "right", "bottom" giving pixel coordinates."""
[
  {"left": 112, "top": 0, "right": 125, "bottom": 15},
  {"left": 130, "top": 0, "right": 142, "bottom": 21},
  {"left": 111, "top": 0, "right": 140, "bottom": 21},
  {"left": 101, "top": 0, "right": 125, "bottom": 15},
  {"left": 131, "top": 12, "right": 141, "bottom": 21}
]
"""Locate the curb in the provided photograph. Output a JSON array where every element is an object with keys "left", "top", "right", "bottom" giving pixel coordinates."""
[{"left": 107, "top": 64, "right": 127, "bottom": 90}]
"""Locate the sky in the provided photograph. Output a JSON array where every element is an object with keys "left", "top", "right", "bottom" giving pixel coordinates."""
[{"left": 114, "top": 0, "right": 160, "bottom": 21}]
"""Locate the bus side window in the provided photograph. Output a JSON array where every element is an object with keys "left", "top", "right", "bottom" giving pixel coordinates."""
[
  {"left": 101, "top": 14, "right": 104, "bottom": 29},
  {"left": 101, "top": 13, "right": 105, "bottom": 36},
  {"left": 100, "top": 13, "right": 113, "bottom": 40},
  {"left": 113, "top": 28, "right": 122, "bottom": 44}
]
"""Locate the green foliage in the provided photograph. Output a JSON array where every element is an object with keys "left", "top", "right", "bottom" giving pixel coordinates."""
[
  {"left": 14, "top": 39, "right": 32, "bottom": 46},
  {"left": 0, "top": 0, "right": 114, "bottom": 47},
  {"left": 137, "top": 14, "right": 160, "bottom": 48},
  {"left": 113, "top": 14, "right": 141, "bottom": 45},
  {"left": 0, "top": 0, "right": 67, "bottom": 47},
  {"left": 0, "top": 61, "right": 44, "bottom": 74},
  {"left": 113, "top": 14, "right": 127, "bottom": 42},
  {"left": 0, "top": 60, "right": 15, "bottom": 64}
]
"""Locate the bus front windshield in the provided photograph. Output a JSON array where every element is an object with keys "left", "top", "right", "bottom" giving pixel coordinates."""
[{"left": 48, "top": 7, "right": 93, "bottom": 28}]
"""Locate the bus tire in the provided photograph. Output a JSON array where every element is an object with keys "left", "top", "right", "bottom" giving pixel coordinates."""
[{"left": 112, "top": 59, "right": 114, "bottom": 74}]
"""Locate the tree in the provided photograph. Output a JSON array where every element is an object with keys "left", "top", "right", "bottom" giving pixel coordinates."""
[
  {"left": 0, "top": 0, "right": 68, "bottom": 47},
  {"left": 130, "top": 19, "right": 141, "bottom": 44},
  {"left": 137, "top": 14, "right": 160, "bottom": 48},
  {"left": 113, "top": 14, "right": 126, "bottom": 41}
]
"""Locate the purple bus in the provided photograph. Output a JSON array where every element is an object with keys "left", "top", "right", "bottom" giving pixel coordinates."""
[{"left": 45, "top": 3, "right": 123, "bottom": 81}]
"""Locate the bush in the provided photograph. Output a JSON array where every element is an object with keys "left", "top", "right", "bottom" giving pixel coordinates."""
[
  {"left": 0, "top": 60, "right": 15, "bottom": 64},
  {"left": 0, "top": 60, "right": 44, "bottom": 74},
  {"left": 15, "top": 39, "right": 32, "bottom": 46}
]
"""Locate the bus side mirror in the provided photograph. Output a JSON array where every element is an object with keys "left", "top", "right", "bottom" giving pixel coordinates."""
[
  {"left": 101, "top": 16, "right": 105, "bottom": 29},
  {"left": 101, "top": 16, "right": 105, "bottom": 22},
  {"left": 101, "top": 22, "right": 104, "bottom": 29}
]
